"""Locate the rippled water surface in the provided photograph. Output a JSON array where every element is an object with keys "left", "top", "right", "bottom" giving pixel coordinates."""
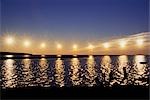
[{"left": 1, "top": 55, "right": 149, "bottom": 89}]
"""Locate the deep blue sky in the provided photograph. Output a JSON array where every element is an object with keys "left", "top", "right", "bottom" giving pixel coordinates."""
[{"left": 1, "top": 0, "right": 149, "bottom": 42}]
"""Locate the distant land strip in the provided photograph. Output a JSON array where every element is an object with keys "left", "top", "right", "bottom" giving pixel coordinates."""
[{"left": 0, "top": 52, "right": 149, "bottom": 60}]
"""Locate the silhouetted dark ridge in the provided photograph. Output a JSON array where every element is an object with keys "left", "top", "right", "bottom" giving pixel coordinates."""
[
  {"left": 0, "top": 52, "right": 32, "bottom": 55},
  {"left": 1, "top": 52, "right": 150, "bottom": 60}
]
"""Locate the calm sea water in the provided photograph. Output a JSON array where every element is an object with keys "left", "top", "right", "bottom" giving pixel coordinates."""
[{"left": 1, "top": 55, "right": 149, "bottom": 89}]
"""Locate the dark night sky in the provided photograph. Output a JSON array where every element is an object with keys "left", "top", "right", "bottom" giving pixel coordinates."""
[{"left": 1, "top": 0, "right": 149, "bottom": 43}]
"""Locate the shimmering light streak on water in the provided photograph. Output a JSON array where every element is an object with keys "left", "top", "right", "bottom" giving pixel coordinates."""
[
  {"left": 118, "top": 56, "right": 128, "bottom": 76},
  {"left": 134, "top": 55, "right": 145, "bottom": 75},
  {"left": 133, "top": 55, "right": 148, "bottom": 85},
  {"left": 55, "top": 58, "right": 65, "bottom": 87},
  {"left": 85, "top": 56, "right": 97, "bottom": 87},
  {"left": 101, "top": 56, "right": 111, "bottom": 84},
  {"left": 118, "top": 55, "right": 128, "bottom": 69},
  {"left": 1, "top": 55, "right": 149, "bottom": 88},
  {"left": 38, "top": 58, "right": 51, "bottom": 87},
  {"left": 2, "top": 59, "right": 17, "bottom": 88},
  {"left": 116, "top": 55, "right": 128, "bottom": 84},
  {"left": 70, "top": 58, "right": 82, "bottom": 86},
  {"left": 21, "top": 58, "right": 33, "bottom": 87}
]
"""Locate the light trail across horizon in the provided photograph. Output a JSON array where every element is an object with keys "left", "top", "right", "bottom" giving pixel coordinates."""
[{"left": 0, "top": 32, "right": 150, "bottom": 55}]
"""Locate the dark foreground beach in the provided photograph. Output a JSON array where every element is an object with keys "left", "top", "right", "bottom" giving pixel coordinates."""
[{"left": 1, "top": 85, "right": 149, "bottom": 99}]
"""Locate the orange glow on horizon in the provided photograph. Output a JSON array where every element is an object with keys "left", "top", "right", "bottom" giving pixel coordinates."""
[
  {"left": 73, "top": 44, "right": 78, "bottom": 50},
  {"left": 88, "top": 44, "right": 94, "bottom": 50},
  {"left": 40, "top": 42, "right": 46, "bottom": 48},
  {"left": 136, "top": 39, "right": 144, "bottom": 47},
  {"left": 103, "top": 42, "right": 110, "bottom": 49},
  {"left": 23, "top": 40, "right": 31, "bottom": 47},
  {"left": 119, "top": 40, "right": 127, "bottom": 48},
  {"left": 56, "top": 43, "right": 62, "bottom": 49},
  {"left": 1, "top": 32, "right": 149, "bottom": 55},
  {"left": 5, "top": 37, "right": 14, "bottom": 45}
]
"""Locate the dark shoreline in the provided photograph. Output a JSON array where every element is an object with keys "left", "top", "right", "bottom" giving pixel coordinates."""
[
  {"left": 1, "top": 85, "right": 149, "bottom": 99},
  {"left": 0, "top": 52, "right": 149, "bottom": 60}
]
